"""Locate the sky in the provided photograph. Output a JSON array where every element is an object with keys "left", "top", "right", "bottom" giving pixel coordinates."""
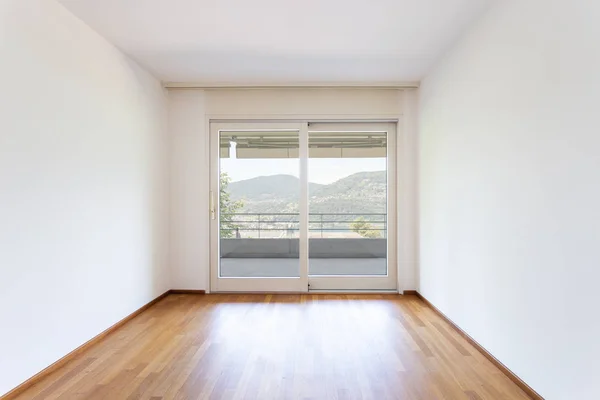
[{"left": 221, "top": 158, "right": 386, "bottom": 184}]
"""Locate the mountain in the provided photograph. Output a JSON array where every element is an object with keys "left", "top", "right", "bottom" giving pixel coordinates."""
[
  {"left": 228, "top": 171, "right": 386, "bottom": 215},
  {"left": 310, "top": 171, "right": 387, "bottom": 215},
  {"left": 228, "top": 175, "right": 324, "bottom": 203}
]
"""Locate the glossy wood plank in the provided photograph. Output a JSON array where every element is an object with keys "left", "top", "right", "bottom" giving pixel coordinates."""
[
  {"left": 414, "top": 292, "right": 542, "bottom": 400},
  {"left": 1, "top": 291, "right": 172, "bottom": 400},
  {"left": 8, "top": 294, "right": 533, "bottom": 400}
]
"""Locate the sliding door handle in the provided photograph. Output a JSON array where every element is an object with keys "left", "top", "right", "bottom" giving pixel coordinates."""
[{"left": 210, "top": 190, "right": 216, "bottom": 220}]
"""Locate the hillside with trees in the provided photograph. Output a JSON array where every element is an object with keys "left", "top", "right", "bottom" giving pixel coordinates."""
[
  {"left": 228, "top": 171, "right": 386, "bottom": 215},
  {"left": 222, "top": 171, "right": 387, "bottom": 237}
]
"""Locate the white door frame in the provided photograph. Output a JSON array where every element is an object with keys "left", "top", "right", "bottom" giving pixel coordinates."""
[{"left": 209, "top": 120, "right": 399, "bottom": 292}]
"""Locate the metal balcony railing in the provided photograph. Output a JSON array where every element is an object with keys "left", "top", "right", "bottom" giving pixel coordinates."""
[{"left": 220, "top": 213, "right": 387, "bottom": 238}]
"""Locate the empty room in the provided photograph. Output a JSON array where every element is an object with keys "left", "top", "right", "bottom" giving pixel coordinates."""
[{"left": 1, "top": 0, "right": 598, "bottom": 399}]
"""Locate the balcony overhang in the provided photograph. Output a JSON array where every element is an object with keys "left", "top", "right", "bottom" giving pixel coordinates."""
[{"left": 220, "top": 131, "right": 387, "bottom": 159}]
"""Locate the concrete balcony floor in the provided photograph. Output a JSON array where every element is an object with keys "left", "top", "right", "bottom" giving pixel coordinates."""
[{"left": 220, "top": 257, "right": 387, "bottom": 277}]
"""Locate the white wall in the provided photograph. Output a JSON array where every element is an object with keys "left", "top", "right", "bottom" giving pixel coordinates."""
[
  {"left": 0, "top": 0, "right": 170, "bottom": 395},
  {"left": 169, "top": 90, "right": 209, "bottom": 290},
  {"left": 418, "top": 1, "right": 600, "bottom": 398},
  {"left": 168, "top": 88, "right": 418, "bottom": 291}
]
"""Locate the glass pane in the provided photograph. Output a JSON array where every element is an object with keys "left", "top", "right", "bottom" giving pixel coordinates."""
[
  {"left": 219, "top": 130, "right": 300, "bottom": 277},
  {"left": 308, "top": 130, "right": 387, "bottom": 275}
]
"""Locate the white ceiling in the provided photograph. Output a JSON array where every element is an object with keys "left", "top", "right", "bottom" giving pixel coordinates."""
[{"left": 57, "top": 0, "right": 493, "bottom": 84}]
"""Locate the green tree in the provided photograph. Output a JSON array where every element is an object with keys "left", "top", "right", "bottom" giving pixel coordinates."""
[
  {"left": 350, "top": 217, "right": 380, "bottom": 238},
  {"left": 220, "top": 172, "right": 244, "bottom": 238}
]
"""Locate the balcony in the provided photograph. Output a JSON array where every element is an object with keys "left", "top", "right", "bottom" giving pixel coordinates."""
[{"left": 220, "top": 213, "right": 387, "bottom": 276}]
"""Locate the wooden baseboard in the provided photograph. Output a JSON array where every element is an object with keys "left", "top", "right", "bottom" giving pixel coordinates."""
[
  {"left": 169, "top": 289, "right": 206, "bottom": 294},
  {"left": 414, "top": 292, "right": 543, "bottom": 400},
  {"left": 0, "top": 290, "right": 171, "bottom": 400},
  {"left": 402, "top": 290, "right": 418, "bottom": 295}
]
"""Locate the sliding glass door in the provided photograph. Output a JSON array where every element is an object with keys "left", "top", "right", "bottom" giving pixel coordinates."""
[
  {"left": 307, "top": 123, "right": 396, "bottom": 290},
  {"left": 210, "top": 122, "right": 396, "bottom": 292},
  {"left": 210, "top": 122, "right": 307, "bottom": 292}
]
